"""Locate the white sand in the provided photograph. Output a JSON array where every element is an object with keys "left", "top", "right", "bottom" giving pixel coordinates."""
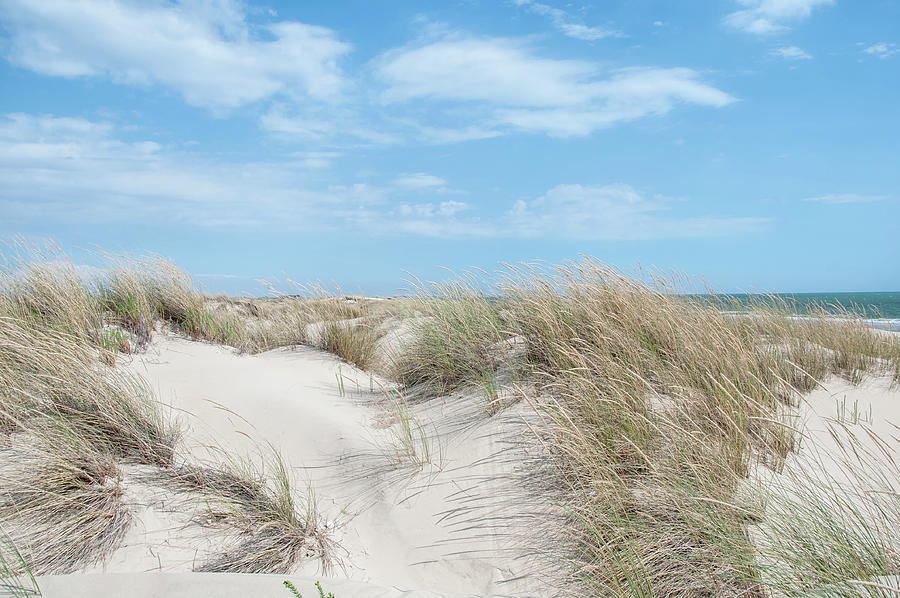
[
  {"left": 30, "top": 332, "right": 899, "bottom": 597},
  {"left": 777, "top": 374, "right": 899, "bottom": 484},
  {"left": 34, "top": 333, "right": 549, "bottom": 597}
]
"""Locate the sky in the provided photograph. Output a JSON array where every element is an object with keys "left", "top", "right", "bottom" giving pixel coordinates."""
[{"left": 0, "top": 0, "right": 898, "bottom": 295}]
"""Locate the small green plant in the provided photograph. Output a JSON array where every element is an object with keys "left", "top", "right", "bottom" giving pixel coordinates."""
[
  {"left": 835, "top": 395, "right": 873, "bottom": 425},
  {"left": 481, "top": 368, "right": 501, "bottom": 415},
  {"left": 280, "top": 580, "right": 335, "bottom": 598},
  {"left": 282, "top": 580, "right": 302, "bottom": 598},
  {"left": 335, "top": 366, "right": 345, "bottom": 398}
]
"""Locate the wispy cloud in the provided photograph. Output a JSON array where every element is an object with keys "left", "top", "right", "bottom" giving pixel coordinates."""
[
  {"left": 392, "top": 173, "right": 448, "bottom": 190},
  {"left": 771, "top": 46, "right": 812, "bottom": 60},
  {"left": 0, "top": 112, "right": 766, "bottom": 242},
  {"left": 0, "top": 112, "right": 359, "bottom": 228},
  {"left": 512, "top": 0, "right": 622, "bottom": 41},
  {"left": 0, "top": 0, "right": 350, "bottom": 111},
  {"left": 0, "top": 3, "right": 736, "bottom": 145},
  {"left": 506, "top": 184, "right": 769, "bottom": 240},
  {"left": 376, "top": 37, "right": 734, "bottom": 137},
  {"left": 862, "top": 42, "right": 898, "bottom": 59},
  {"left": 802, "top": 193, "right": 891, "bottom": 204},
  {"left": 289, "top": 151, "right": 342, "bottom": 169},
  {"left": 725, "top": 0, "right": 833, "bottom": 34},
  {"left": 259, "top": 106, "right": 399, "bottom": 145}
]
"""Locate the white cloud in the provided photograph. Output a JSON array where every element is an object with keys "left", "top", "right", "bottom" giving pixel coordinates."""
[
  {"left": 396, "top": 200, "right": 468, "bottom": 218},
  {"left": 725, "top": 0, "right": 833, "bottom": 34},
  {"left": 393, "top": 173, "right": 448, "bottom": 190},
  {"left": 512, "top": 0, "right": 622, "bottom": 41},
  {"left": 507, "top": 184, "right": 770, "bottom": 240},
  {"left": 376, "top": 38, "right": 734, "bottom": 136},
  {"left": 771, "top": 46, "right": 812, "bottom": 60},
  {"left": 802, "top": 193, "right": 891, "bottom": 204},
  {"left": 378, "top": 38, "right": 596, "bottom": 107},
  {"left": 0, "top": 113, "right": 768, "bottom": 241},
  {"left": 863, "top": 42, "right": 898, "bottom": 59},
  {"left": 413, "top": 124, "right": 503, "bottom": 144},
  {"left": 259, "top": 107, "right": 398, "bottom": 145},
  {"left": 289, "top": 151, "right": 342, "bottom": 169},
  {"left": 0, "top": 113, "right": 360, "bottom": 228},
  {"left": 0, "top": 0, "right": 350, "bottom": 111}
]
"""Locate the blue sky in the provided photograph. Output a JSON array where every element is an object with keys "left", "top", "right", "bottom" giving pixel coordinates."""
[{"left": 0, "top": 0, "right": 897, "bottom": 295}]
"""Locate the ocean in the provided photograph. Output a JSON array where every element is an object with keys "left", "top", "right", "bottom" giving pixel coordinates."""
[{"left": 702, "top": 291, "right": 900, "bottom": 332}]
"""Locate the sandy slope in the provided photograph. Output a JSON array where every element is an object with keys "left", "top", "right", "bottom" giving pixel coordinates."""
[
  {"left": 34, "top": 333, "right": 549, "bottom": 597},
  {"left": 30, "top": 333, "right": 898, "bottom": 597},
  {"left": 766, "top": 374, "right": 899, "bottom": 486}
]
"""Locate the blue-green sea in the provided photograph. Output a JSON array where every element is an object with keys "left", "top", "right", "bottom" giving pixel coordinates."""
[{"left": 699, "top": 292, "right": 900, "bottom": 331}]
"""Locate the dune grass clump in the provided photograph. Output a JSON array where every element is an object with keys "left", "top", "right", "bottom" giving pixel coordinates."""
[
  {"left": 251, "top": 309, "right": 310, "bottom": 351},
  {"left": 319, "top": 318, "right": 383, "bottom": 371},
  {"left": 0, "top": 249, "right": 341, "bottom": 577},
  {"left": 0, "top": 245, "right": 102, "bottom": 345},
  {"left": 0, "top": 313, "right": 176, "bottom": 574},
  {"left": 97, "top": 255, "right": 246, "bottom": 348},
  {"left": 158, "top": 451, "right": 333, "bottom": 574},
  {"left": 501, "top": 261, "right": 899, "bottom": 595},
  {"left": 389, "top": 275, "right": 507, "bottom": 396},
  {"left": 0, "top": 317, "right": 179, "bottom": 466},
  {"left": 0, "top": 427, "right": 131, "bottom": 574}
]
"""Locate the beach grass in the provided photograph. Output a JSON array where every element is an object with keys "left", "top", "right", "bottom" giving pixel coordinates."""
[
  {"left": 1, "top": 247, "right": 898, "bottom": 593},
  {"left": 157, "top": 449, "right": 334, "bottom": 574},
  {"left": 0, "top": 530, "right": 40, "bottom": 597},
  {"left": 0, "top": 249, "right": 337, "bottom": 577},
  {"left": 390, "top": 258, "right": 899, "bottom": 596}
]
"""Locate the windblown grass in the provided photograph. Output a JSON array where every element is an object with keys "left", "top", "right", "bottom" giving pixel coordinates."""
[
  {"left": 0, "top": 249, "right": 335, "bottom": 576},
  {"left": 0, "top": 426, "right": 131, "bottom": 574},
  {"left": 389, "top": 274, "right": 507, "bottom": 395},
  {"left": 0, "top": 530, "right": 40, "bottom": 597},
  {"left": 97, "top": 254, "right": 245, "bottom": 347},
  {"left": 753, "top": 422, "right": 900, "bottom": 598},
  {"left": 377, "top": 386, "right": 439, "bottom": 469},
  {"left": 0, "top": 314, "right": 174, "bottom": 572},
  {"left": 158, "top": 450, "right": 334, "bottom": 574},
  {"left": 393, "top": 257, "right": 899, "bottom": 596},
  {"left": 0, "top": 317, "right": 178, "bottom": 465},
  {"left": 2, "top": 246, "right": 897, "bottom": 592},
  {"left": 0, "top": 243, "right": 102, "bottom": 345},
  {"left": 319, "top": 318, "right": 383, "bottom": 371}
]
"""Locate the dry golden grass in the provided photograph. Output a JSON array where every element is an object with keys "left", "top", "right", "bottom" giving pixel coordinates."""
[
  {"left": 154, "top": 450, "right": 335, "bottom": 574},
  {"left": 753, "top": 425, "right": 900, "bottom": 598},
  {"left": 0, "top": 242, "right": 103, "bottom": 345},
  {"left": 388, "top": 274, "right": 507, "bottom": 395},
  {"left": 0, "top": 249, "right": 335, "bottom": 577},
  {"left": 319, "top": 318, "right": 384, "bottom": 370},
  {"left": 2, "top": 246, "right": 897, "bottom": 594},
  {"left": 0, "top": 426, "right": 131, "bottom": 574},
  {"left": 391, "top": 258, "right": 899, "bottom": 597}
]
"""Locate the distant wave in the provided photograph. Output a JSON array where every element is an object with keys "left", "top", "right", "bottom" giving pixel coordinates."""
[{"left": 868, "top": 318, "right": 900, "bottom": 332}]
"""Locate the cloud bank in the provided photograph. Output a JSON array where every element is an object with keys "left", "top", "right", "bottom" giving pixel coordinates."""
[{"left": 0, "top": 113, "right": 767, "bottom": 240}]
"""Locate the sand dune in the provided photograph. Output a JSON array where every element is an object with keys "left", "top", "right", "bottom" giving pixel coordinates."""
[
  {"left": 36, "top": 333, "right": 549, "bottom": 596},
  {"left": 4, "top": 256, "right": 896, "bottom": 598}
]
